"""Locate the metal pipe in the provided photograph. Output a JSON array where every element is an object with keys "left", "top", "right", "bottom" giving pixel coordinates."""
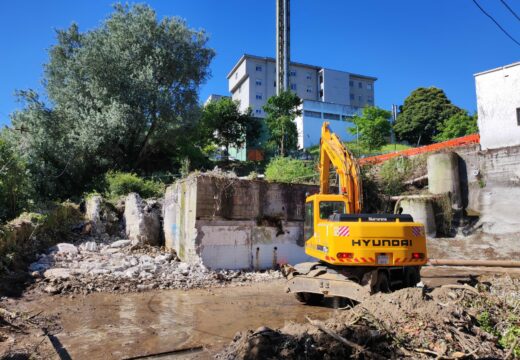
[{"left": 428, "top": 259, "right": 520, "bottom": 268}]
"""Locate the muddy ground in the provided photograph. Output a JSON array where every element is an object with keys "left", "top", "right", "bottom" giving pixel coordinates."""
[{"left": 1, "top": 266, "right": 519, "bottom": 359}]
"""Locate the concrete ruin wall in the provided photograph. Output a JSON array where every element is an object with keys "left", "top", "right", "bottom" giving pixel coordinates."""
[
  {"left": 163, "top": 175, "right": 316, "bottom": 270},
  {"left": 454, "top": 144, "right": 520, "bottom": 235}
]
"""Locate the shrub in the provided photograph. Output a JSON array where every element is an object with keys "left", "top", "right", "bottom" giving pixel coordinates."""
[
  {"left": 105, "top": 171, "right": 164, "bottom": 199},
  {"left": 265, "top": 157, "right": 316, "bottom": 183},
  {"left": 0, "top": 134, "right": 33, "bottom": 222},
  {"left": 378, "top": 157, "right": 413, "bottom": 196}
]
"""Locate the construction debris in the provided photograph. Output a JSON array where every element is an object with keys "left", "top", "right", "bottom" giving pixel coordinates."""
[
  {"left": 27, "top": 236, "right": 282, "bottom": 295},
  {"left": 218, "top": 275, "right": 520, "bottom": 359}
]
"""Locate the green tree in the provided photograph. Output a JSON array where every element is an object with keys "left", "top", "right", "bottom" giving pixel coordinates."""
[
  {"left": 10, "top": 4, "right": 215, "bottom": 199},
  {"left": 201, "top": 98, "right": 258, "bottom": 152},
  {"left": 394, "top": 87, "right": 462, "bottom": 145},
  {"left": 0, "top": 130, "right": 33, "bottom": 221},
  {"left": 349, "top": 106, "right": 392, "bottom": 151},
  {"left": 263, "top": 90, "right": 302, "bottom": 157},
  {"left": 433, "top": 112, "right": 478, "bottom": 142}
]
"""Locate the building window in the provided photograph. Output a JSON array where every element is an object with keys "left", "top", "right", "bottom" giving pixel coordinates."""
[
  {"left": 367, "top": 83, "right": 373, "bottom": 90},
  {"left": 358, "top": 95, "right": 363, "bottom": 102},
  {"left": 342, "top": 115, "right": 353, "bottom": 122},
  {"left": 235, "top": 72, "right": 238, "bottom": 79},
  {"left": 256, "top": 65, "right": 262, "bottom": 72},
  {"left": 368, "top": 96, "right": 373, "bottom": 104},
  {"left": 304, "top": 110, "right": 321, "bottom": 118},
  {"left": 349, "top": 80, "right": 354, "bottom": 87},
  {"left": 323, "top": 113, "right": 340, "bottom": 120},
  {"left": 358, "top": 82, "right": 362, "bottom": 89},
  {"left": 273, "top": 81, "right": 276, "bottom": 87},
  {"left": 306, "top": 72, "right": 312, "bottom": 80},
  {"left": 306, "top": 86, "right": 312, "bottom": 93},
  {"left": 290, "top": 83, "right": 297, "bottom": 91},
  {"left": 517, "top": 108, "right": 520, "bottom": 126},
  {"left": 350, "top": 94, "right": 355, "bottom": 100},
  {"left": 290, "top": 70, "right": 297, "bottom": 77},
  {"left": 256, "top": 79, "right": 262, "bottom": 86},
  {"left": 319, "top": 89, "right": 324, "bottom": 98},
  {"left": 319, "top": 75, "right": 323, "bottom": 83},
  {"left": 255, "top": 109, "right": 262, "bottom": 115},
  {"left": 256, "top": 93, "right": 263, "bottom": 100}
]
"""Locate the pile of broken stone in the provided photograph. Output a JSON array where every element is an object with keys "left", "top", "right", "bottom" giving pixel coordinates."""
[{"left": 28, "top": 238, "right": 281, "bottom": 295}]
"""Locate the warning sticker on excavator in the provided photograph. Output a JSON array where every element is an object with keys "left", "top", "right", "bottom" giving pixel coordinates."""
[{"left": 334, "top": 226, "right": 350, "bottom": 237}]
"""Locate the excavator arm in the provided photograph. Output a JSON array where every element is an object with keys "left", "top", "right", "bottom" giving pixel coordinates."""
[{"left": 319, "top": 122, "right": 363, "bottom": 213}]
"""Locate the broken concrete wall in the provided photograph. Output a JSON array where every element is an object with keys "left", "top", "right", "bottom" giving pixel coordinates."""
[
  {"left": 163, "top": 175, "right": 315, "bottom": 269},
  {"left": 124, "top": 193, "right": 162, "bottom": 246},
  {"left": 454, "top": 144, "right": 520, "bottom": 235}
]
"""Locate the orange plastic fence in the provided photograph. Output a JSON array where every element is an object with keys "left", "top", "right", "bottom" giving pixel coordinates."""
[{"left": 359, "top": 134, "right": 480, "bottom": 165}]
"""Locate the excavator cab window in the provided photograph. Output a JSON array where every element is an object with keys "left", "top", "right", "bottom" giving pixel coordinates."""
[
  {"left": 319, "top": 201, "right": 346, "bottom": 220},
  {"left": 304, "top": 202, "right": 314, "bottom": 241}
]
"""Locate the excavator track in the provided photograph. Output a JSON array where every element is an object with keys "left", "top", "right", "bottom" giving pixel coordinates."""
[{"left": 285, "top": 262, "right": 421, "bottom": 304}]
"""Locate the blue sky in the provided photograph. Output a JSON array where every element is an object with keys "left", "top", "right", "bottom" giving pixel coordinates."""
[{"left": 1, "top": 0, "right": 519, "bottom": 126}]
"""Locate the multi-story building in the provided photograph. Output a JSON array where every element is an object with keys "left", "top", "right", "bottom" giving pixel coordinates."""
[
  {"left": 227, "top": 54, "right": 377, "bottom": 148},
  {"left": 227, "top": 54, "right": 376, "bottom": 117}
]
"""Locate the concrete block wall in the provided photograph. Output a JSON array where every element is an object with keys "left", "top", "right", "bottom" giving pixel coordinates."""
[
  {"left": 163, "top": 175, "right": 316, "bottom": 269},
  {"left": 454, "top": 144, "right": 520, "bottom": 235}
]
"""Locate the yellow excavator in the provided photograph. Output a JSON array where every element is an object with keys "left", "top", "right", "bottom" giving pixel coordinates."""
[{"left": 286, "top": 122, "right": 427, "bottom": 304}]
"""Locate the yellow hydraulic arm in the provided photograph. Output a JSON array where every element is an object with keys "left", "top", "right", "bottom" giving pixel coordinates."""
[{"left": 319, "top": 122, "right": 363, "bottom": 213}]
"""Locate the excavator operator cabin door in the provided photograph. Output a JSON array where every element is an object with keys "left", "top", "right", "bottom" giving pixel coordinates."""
[{"left": 304, "top": 201, "right": 314, "bottom": 242}]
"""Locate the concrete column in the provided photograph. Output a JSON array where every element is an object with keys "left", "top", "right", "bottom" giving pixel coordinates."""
[
  {"left": 427, "top": 152, "right": 461, "bottom": 209},
  {"left": 398, "top": 197, "right": 437, "bottom": 237}
]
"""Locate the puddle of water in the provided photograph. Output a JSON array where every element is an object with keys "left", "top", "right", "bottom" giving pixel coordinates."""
[{"left": 19, "top": 281, "right": 332, "bottom": 360}]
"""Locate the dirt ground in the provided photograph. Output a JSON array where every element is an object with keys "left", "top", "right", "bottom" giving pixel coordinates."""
[{"left": 1, "top": 266, "right": 520, "bottom": 359}]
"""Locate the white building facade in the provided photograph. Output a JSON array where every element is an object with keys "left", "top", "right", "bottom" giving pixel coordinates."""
[
  {"left": 227, "top": 54, "right": 376, "bottom": 116},
  {"left": 475, "top": 62, "right": 520, "bottom": 150},
  {"left": 295, "top": 100, "right": 360, "bottom": 148},
  {"left": 227, "top": 54, "right": 376, "bottom": 148}
]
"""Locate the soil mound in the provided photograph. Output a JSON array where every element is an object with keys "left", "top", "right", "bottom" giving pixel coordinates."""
[{"left": 219, "top": 275, "right": 519, "bottom": 359}]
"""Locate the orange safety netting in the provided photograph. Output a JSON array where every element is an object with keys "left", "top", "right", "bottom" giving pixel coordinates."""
[{"left": 359, "top": 134, "right": 480, "bottom": 165}]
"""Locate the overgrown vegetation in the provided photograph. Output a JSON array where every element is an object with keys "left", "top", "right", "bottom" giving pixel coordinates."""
[
  {"left": 0, "top": 202, "right": 82, "bottom": 273},
  {"left": 378, "top": 157, "right": 415, "bottom": 196},
  {"left": 0, "top": 132, "right": 33, "bottom": 222},
  {"left": 104, "top": 171, "right": 165, "bottom": 199},
  {"left": 265, "top": 157, "right": 317, "bottom": 183}
]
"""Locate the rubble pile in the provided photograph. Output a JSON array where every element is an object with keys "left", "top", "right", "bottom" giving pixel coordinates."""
[
  {"left": 219, "top": 275, "right": 520, "bottom": 359},
  {"left": 27, "top": 237, "right": 282, "bottom": 295}
]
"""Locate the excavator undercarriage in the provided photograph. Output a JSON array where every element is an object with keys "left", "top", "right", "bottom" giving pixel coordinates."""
[{"left": 285, "top": 262, "right": 421, "bottom": 304}]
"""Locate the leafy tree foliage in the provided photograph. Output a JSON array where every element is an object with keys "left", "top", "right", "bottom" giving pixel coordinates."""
[
  {"left": 10, "top": 4, "right": 215, "bottom": 199},
  {"left": 394, "top": 87, "right": 462, "bottom": 145},
  {"left": 265, "top": 157, "right": 316, "bottom": 183},
  {"left": 433, "top": 112, "right": 478, "bottom": 142},
  {"left": 201, "top": 98, "right": 258, "bottom": 152},
  {"left": 263, "top": 91, "right": 302, "bottom": 156},
  {"left": 0, "top": 131, "right": 33, "bottom": 221},
  {"left": 349, "top": 107, "right": 392, "bottom": 151}
]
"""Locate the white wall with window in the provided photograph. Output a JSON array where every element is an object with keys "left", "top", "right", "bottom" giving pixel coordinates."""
[
  {"left": 475, "top": 62, "right": 520, "bottom": 150},
  {"left": 294, "top": 100, "right": 361, "bottom": 148}
]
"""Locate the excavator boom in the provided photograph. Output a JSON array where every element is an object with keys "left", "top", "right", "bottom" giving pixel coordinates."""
[{"left": 319, "top": 123, "right": 363, "bottom": 213}]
